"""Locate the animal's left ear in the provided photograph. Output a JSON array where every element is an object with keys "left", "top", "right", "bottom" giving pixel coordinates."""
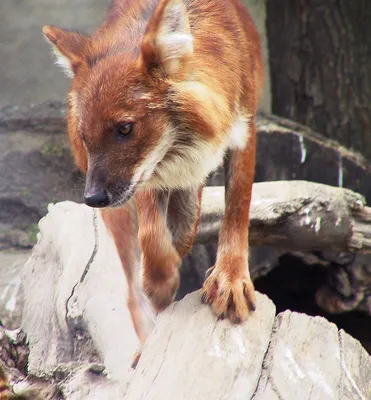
[
  {"left": 43, "top": 25, "right": 91, "bottom": 78},
  {"left": 141, "top": 0, "right": 193, "bottom": 78}
]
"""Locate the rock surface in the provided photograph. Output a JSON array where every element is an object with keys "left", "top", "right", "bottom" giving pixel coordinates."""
[
  {"left": 0, "top": 104, "right": 83, "bottom": 249},
  {"left": 253, "top": 312, "right": 370, "bottom": 399},
  {"left": 16, "top": 201, "right": 371, "bottom": 399},
  {"left": 199, "top": 181, "right": 371, "bottom": 253}
]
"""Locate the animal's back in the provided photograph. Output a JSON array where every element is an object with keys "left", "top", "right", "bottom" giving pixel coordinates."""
[{"left": 96, "top": 0, "right": 263, "bottom": 111}]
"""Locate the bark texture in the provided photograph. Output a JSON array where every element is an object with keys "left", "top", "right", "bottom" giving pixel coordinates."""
[{"left": 267, "top": 0, "right": 371, "bottom": 160}]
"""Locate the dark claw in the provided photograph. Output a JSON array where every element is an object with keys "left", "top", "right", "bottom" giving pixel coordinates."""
[
  {"left": 217, "top": 313, "right": 225, "bottom": 321},
  {"left": 243, "top": 282, "right": 256, "bottom": 312}
]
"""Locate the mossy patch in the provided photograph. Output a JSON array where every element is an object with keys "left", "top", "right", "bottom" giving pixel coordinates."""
[
  {"left": 25, "top": 224, "right": 39, "bottom": 244},
  {"left": 41, "top": 142, "right": 64, "bottom": 156},
  {"left": 21, "top": 189, "right": 30, "bottom": 198}
]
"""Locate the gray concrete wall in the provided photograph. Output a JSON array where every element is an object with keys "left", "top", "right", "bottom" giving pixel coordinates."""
[
  {"left": 0, "top": 0, "right": 270, "bottom": 112},
  {"left": 0, "top": 0, "right": 110, "bottom": 108}
]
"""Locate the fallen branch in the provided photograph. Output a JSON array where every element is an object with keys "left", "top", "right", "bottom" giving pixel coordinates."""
[{"left": 198, "top": 180, "right": 371, "bottom": 253}]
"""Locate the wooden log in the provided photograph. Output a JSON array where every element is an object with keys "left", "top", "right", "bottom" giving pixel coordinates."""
[
  {"left": 125, "top": 292, "right": 371, "bottom": 400},
  {"left": 17, "top": 201, "right": 371, "bottom": 399},
  {"left": 198, "top": 180, "right": 371, "bottom": 254}
]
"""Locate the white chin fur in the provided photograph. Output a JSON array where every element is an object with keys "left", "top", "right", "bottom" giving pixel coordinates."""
[{"left": 131, "top": 127, "right": 174, "bottom": 187}]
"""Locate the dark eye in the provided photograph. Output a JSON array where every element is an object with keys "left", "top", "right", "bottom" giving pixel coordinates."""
[{"left": 116, "top": 122, "right": 134, "bottom": 138}]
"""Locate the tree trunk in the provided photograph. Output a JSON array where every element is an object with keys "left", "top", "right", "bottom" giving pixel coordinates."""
[{"left": 266, "top": 0, "right": 371, "bottom": 161}]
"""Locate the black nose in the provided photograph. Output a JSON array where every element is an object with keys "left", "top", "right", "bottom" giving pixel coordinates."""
[{"left": 84, "top": 190, "right": 110, "bottom": 208}]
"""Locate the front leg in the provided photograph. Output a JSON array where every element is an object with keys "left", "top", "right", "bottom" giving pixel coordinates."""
[
  {"left": 136, "top": 189, "right": 181, "bottom": 312},
  {"left": 202, "top": 120, "right": 257, "bottom": 323},
  {"left": 100, "top": 203, "right": 155, "bottom": 349}
]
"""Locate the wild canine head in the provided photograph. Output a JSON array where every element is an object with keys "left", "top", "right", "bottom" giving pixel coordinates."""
[{"left": 42, "top": 0, "right": 213, "bottom": 208}]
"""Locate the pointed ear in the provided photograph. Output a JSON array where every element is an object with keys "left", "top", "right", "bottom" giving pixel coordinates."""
[
  {"left": 141, "top": 0, "right": 193, "bottom": 77},
  {"left": 42, "top": 25, "right": 91, "bottom": 78}
]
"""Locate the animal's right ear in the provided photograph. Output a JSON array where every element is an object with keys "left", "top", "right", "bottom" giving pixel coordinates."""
[
  {"left": 141, "top": 0, "right": 193, "bottom": 78},
  {"left": 43, "top": 25, "right": 91, "bottom": 78}
]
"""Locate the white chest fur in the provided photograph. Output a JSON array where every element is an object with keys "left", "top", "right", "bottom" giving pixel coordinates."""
[
  {"left": 147, "top": 114, "right": 251, "bottom": 190},
  {"left": 149, "top": 137, "right": 228, "bottom": 189}
]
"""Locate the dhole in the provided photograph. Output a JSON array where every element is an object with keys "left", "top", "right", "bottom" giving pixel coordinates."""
[{"left": 43, "top": 0, "right": 263, "bottom": 343}]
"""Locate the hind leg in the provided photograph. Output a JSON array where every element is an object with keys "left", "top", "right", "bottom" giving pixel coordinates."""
[{"left": 167, "top": 185, "right": 203, "bottom": 257}]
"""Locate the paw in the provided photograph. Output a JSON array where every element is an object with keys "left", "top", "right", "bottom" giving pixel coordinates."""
[
  {"left": 143, "top": 268, "right": 180, "bottom": 312},
  {"left": 142, "top": 252, "right": 181, "bottom": 313},
  {"left": 201, "top": 263, "right": 256, "bottom": 323}
]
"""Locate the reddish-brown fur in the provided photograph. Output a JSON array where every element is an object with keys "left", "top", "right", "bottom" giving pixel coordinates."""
[
  {"left": 43, "top": 0, "right": 263, "bottom": 343},
  {"left": 100, "top": 204, "right": 154, "bottom": 343}
]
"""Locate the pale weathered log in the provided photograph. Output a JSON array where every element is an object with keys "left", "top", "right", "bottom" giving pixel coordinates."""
[
  {"left": 198, "top": 180, "right": 371, "bottom": 253},
  {"left": 21, "top": 202, "right": 146, "bottom": 380},
  {"left": 125, "top": 292, "right": 371, "bottom": 400},
  {"left": 16, "top": 201, "right": 370, "bottom": 399}
]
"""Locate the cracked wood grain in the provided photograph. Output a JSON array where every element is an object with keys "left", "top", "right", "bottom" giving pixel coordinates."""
[
  {"left": 65, "top": 208, "right": 100, "bottom": 360},
  {"left": 124, "top": 292, "right": 276, "bottom": 400}
]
